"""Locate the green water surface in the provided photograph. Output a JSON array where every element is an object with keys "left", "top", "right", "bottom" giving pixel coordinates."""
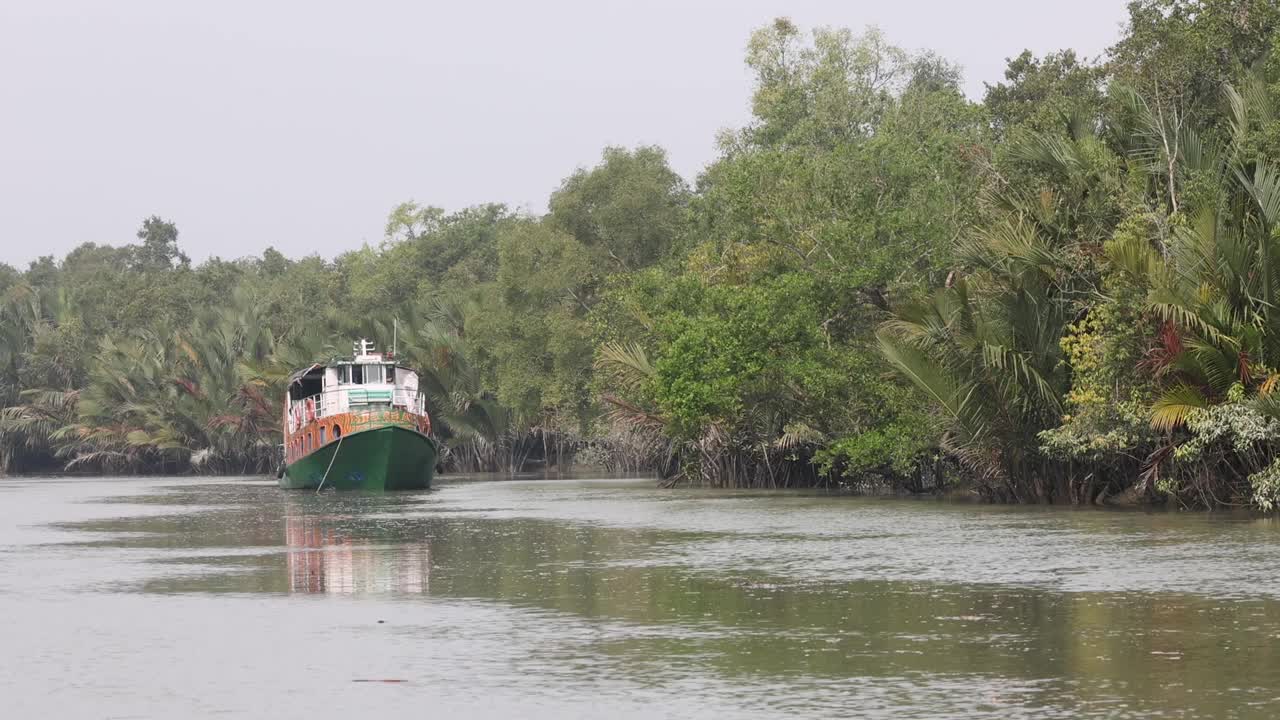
[{"left": 2, "top": 476, "right": 1278, "bottom": 718}]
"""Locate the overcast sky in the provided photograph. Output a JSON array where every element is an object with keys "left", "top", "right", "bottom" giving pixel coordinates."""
[{"left": 0, "top": 0, "right": 1131, "bottom": 267}]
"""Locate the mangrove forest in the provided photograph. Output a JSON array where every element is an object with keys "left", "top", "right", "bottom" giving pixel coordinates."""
[{"left": 6, "top": 0, "right": 1280, "bottom": 509}]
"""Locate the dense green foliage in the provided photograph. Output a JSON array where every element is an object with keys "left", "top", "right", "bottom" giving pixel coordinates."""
[{"left": 10, "top": 1, "right": 1280, "bottom": 507}]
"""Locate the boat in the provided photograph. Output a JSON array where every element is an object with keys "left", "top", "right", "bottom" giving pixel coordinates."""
[{"left": 280, "top": 339, "right": 436, "bottom": 490}]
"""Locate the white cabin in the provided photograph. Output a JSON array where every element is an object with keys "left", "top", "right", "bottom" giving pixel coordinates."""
[{"left": 286, "top": 339, "right": 425, "bottom": 433}]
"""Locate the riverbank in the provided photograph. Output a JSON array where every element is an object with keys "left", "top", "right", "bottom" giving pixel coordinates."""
[{"left": 0, "top": 466, "right": 1251, "bottom": 518}]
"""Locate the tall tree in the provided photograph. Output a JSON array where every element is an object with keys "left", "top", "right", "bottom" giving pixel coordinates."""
[{"left": 549, "top": 147, "right": 690, "bottom": 272}]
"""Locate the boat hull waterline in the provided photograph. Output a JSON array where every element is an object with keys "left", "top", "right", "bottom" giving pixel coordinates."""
[{"left": 281, "top": 426, "right": 436, "bottom": 491}]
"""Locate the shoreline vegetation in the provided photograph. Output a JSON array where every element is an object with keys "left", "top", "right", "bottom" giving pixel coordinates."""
[{"left": 6, "top": 2, "right": 1280, "bottom": 509}]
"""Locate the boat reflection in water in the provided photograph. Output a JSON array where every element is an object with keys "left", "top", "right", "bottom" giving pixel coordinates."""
[{"left": 284, "top": 513, "right": 429, "bottom": 595}]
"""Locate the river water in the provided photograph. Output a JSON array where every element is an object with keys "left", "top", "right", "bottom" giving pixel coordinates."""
[{"left": 2, "top": 476, "right": 1280, "bottom": 718}]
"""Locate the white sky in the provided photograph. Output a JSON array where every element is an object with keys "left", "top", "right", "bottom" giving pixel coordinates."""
[{"left": 0, "top": 0, "right": 1131, "bottom": 266}]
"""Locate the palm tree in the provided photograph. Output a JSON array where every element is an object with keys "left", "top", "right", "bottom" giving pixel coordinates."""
[
  {"left": 35, "top": 290, "right": 296, "bottom": 474},
  {"left": 878, "top": 217, "right": 1071, "bottom": 502},
  {"left": 0, "top": 282, "right": 82, "bottom": 472},
  {"left": 594, "top": 340, "right": 678, "bottom": 476},
  {"left": 1107, "top": 78, "right": 1280, "bottom": 431}
]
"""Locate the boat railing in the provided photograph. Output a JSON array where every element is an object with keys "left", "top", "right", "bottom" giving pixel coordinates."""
[{"left": 287, "top": 388, "right": 427, "bottom": 433}]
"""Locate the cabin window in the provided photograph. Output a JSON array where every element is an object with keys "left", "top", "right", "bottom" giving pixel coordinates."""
[
  {"left": 351, "top": 364, "right": 364, "bottom": 384},
  {"left": 386, "top": 365, "right": 396, "bottom": 384},
  {"left": 333, "top": 424, "right": 342, "bottom": 439},
  {"left": 319, "top": 427, "right": 327, "bottom": 444},
  {"left": 305, "top": 434, "right": 312, "bottom": 452},
  {"left": 289, "top": 368, "right": 324, "bottom": 401}
]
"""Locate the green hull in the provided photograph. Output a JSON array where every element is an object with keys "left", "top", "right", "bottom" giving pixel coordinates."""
[{"left": 281, "top": 426, "right": 436, "bottom": 491}]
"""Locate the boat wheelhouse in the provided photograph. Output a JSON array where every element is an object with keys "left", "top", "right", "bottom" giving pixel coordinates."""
[{"left": 280, "top": 339, "right": 436, "bottom": 490}]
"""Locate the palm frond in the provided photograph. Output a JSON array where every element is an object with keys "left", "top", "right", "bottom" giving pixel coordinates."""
[{"left": 1150, "top": 384, "right": 1208, "bottom": 432}]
